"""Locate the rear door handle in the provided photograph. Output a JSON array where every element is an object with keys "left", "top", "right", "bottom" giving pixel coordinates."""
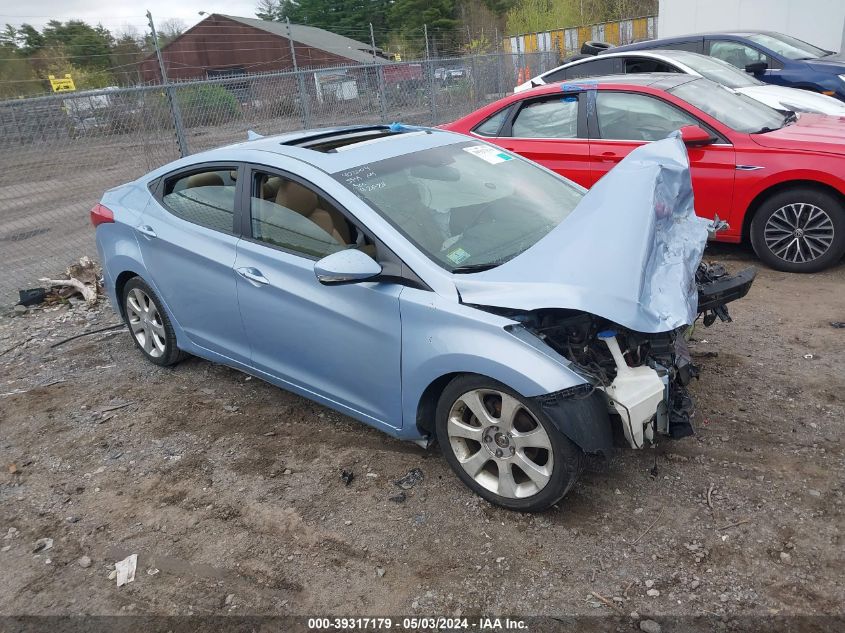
[
  {"left": 136, "top": 224, "right": 157, "bottom": 238},
  {"left": 236, "top": 267, "right": 269, "bottom": 286}
]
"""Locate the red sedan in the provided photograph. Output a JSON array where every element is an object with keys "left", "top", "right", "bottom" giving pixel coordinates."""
[{"left": 443, "top": 74, "right": 845, "bottom": 273}]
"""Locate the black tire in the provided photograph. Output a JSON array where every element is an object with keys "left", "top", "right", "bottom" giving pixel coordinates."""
[
  {"left": 580, "top": 40, "right": 614, "bottom": 55},
  {"left": 435, "top": 375, "right": 584, "bottom": 512},
  {"left": 749, "top": 187, "right": 845, "bottom": 273},
  {"left": 121, "top": 277, "right": 184, "bottom": 366},
  {"left": 563, "top": 53, "right": 594, "bottom": 63}
]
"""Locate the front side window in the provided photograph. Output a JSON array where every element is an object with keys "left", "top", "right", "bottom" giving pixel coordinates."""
[
  {"left": 250, "top": 172, "right": 357, "bottom": 259},
  {"left": 669, "top": 78, "right": 785, "bottom": 133},
  {"left": 333, "top": 141, "right": 584, "bottom": 272},
  {"left": 510, "top": 96, "right": 580, "bottom": 139},
  {"left": 161, "top": 167, "right": 237, "bottom": 233},
  {"left": 665, "top": 50, "right": 760, "bottom": 88},
  {"left": 709, "top": 40, "right": 773, "bottom": 70},
  {"left": 594, "top": 92, "right": 698, "bottom": 141}
]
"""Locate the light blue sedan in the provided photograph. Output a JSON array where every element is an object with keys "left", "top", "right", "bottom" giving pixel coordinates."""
[{"left": 92, "top": 125, "right": 754, "bottom": 511}]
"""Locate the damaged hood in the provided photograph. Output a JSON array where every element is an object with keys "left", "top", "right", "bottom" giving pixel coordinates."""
[{"left": 454, "top": 135, "right": 711, "bottom": 334}]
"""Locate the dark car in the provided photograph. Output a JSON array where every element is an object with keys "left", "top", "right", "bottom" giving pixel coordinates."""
[{"left": 603, "top": 31, "right": 845, "bottom": 101}]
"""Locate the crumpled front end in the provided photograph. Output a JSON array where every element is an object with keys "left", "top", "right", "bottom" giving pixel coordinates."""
[
  {"left": 458, "top": 134, "right": 756, "bottom": 451},
  {"left": 455, "top": 134, "right": 719, "bottom": 333}
]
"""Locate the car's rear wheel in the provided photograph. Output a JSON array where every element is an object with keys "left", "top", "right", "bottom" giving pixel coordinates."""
[
  {"left": 436, "top": 375, "right": 583, "bottom": 512},
  {"left": 750, "top": 188, "right": 845, "bottom": 273},
  {"left": 122, "top": 277, "right": 183, "bottom": 366}
]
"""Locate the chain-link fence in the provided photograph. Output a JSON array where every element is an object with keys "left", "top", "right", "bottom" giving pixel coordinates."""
[{"left": 0, "top": 50, "right": 560, "bottom": 305}]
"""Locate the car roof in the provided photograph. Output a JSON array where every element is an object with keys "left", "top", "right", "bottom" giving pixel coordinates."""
[
  {"left": 606, "top": 30, "right": 784, "bottom": 51},
  {"left": 191, "top": 125, "right": 470, "bottom": 175},
  {"left": 536, "top": 72, "right": 697, "bottom": 91},
  {"left": 551, "top": 48, "right": 702, "bottom": 70}
]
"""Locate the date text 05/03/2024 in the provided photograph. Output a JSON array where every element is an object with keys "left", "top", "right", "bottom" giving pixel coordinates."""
[{"left": 307, "top": 617, "right": 528, "bottom": 630}]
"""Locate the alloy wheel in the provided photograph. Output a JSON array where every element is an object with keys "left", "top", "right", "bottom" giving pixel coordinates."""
[
  {"left": 764, "top": 202, "right": 835, "bottom": 264},
  {"left": 125, "top": 287, "right": 167, "bottom": 358},
  {"left": 446, "top": 389, "right": 554, "bottom": 499}
]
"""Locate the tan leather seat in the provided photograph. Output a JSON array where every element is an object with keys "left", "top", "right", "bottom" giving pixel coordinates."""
[
  {"left": 262, "top": 176, "right": 283, "bottom": 200},
  {"left": 185, "top": 172, "right": 224, "bottom": 188},
  {"left": 275, "top": 180, "right": 350, "bottom": 245}
]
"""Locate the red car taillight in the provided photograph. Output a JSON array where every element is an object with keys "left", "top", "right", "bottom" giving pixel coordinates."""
[{"left": 90, "top": 203, "right": 114, "bottom": 227}]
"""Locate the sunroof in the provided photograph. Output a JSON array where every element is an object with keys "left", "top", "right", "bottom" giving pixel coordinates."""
[{"left": 280, "top": 125, "right": 426, "bottom": 153}]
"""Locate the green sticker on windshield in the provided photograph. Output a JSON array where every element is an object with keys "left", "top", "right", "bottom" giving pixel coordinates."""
[
  {"left": 447, "top": 247, "right": 471, "bottom": 264},
  {"left": 463, "top": 145, "right": 513, "bottom": 164}
]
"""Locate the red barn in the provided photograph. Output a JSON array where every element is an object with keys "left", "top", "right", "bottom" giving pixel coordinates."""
[{"left": 141, "top": 14, "right": 386, "bottom": 82}]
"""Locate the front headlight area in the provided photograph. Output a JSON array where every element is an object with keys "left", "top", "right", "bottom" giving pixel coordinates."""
[{"left": 507, "top": 308, "right": 697, "bottom": 449}]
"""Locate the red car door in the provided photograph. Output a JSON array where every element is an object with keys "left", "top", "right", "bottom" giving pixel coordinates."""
[
  {"left": 490, "top": 91, "right": 593, "bottom": 188},
  {"left": 587, "top": 89, "right": 737, "bottom": 222}
]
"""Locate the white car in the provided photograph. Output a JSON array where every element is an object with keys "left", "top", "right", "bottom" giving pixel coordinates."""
[{"left": 515, "top": 49, "right": 845, "bottom": 116}]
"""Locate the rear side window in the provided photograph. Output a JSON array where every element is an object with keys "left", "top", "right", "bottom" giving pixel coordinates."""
[
  {"left": 162, "top": 168, "right": 237, "bottom": 233},
  {"left": 658, "top": 40, "right": 703, "bottom": 53},
  {"left": 624, "top": 57, "right": 679, "bottom": 73},
  {"left": 511, "top": 97, "right": 580, "bottom": 138},
  {"left": 566, "top": 58, "right": 621, "bottom": 78},
  {"left": 543, "top": 67, "right": 569, "bottom": 83},
  {"left": 473, "top": 106, "right": 511, "bottom": 137}
]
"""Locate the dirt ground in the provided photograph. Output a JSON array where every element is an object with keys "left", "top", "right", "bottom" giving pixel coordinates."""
[{"left": 1, "top": 244, "right": 843, "bottom": 627}]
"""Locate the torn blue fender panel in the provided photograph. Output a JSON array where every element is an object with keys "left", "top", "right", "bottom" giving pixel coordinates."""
[{"left": 453, "top": 134, "right": 712, "bottom": 334}]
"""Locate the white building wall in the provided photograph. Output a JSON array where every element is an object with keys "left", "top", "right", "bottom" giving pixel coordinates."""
[{"left": 658, "top": 0, "right": 845, "bottom": 53}]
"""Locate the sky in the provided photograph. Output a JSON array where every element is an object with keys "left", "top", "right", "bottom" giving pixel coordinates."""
[{"left": 0, "top": 0, "right": 262, "bottom": 32}]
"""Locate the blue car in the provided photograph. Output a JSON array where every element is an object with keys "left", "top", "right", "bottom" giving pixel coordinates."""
[
  {"left": 92, "top": 125, "right": 753, "bottom": 511},
  {"left": 607, "top": 31, "right": 845, "bottom": 101}
]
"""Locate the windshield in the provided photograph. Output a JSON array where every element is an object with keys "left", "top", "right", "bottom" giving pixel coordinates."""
[
  {"left": 746, "top": 33, "right": 829, "bottom": 60},
  {"left": 663, "top": 50, "right": 762, "bottom": 88},
  {"left": 334, "top": 141, "right": 584, "bottom": 272},
  {"left": 669, "top": 78, "right": 785, "bottom": 133}
]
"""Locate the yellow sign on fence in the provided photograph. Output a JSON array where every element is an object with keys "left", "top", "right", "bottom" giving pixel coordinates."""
[{"left": 48, "top": 74, "right": 76, "bottom": 92}]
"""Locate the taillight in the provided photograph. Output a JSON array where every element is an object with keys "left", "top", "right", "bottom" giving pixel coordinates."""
[{"left": 90, "top": 203, "right": 114, "bottom": 227}]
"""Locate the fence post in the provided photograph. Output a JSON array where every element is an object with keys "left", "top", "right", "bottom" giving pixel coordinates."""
[
  {"left": 370, "top": 23, "right": 388, "bottom": 123},
  {"left": 147, "top": 10, "right": 188, "bottom": 157},
  {"left": 470, "top": 53, "right": 478, "bottom": 109},
  {"left": 286, "top": 18, "right": 311, "bottom": 129},
  {"left": 424, "top": 24, "right": 437, "bottom": 125},
  {"left": 495, "top": 28, "right": 503, "bottom": 96}
]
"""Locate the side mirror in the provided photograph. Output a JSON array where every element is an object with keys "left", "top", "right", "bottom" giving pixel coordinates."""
[
  {"left": 679, "top": 125, "right": 716, "bottom": 147},
  {"left": 745, "top": 61, "right": 767, "bottom": 76},
  {"left": 314, "top": 249, "right": 382, "bottom": 285}
]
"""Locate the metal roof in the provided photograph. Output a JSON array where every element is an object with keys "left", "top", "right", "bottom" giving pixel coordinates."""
[{"left": 219, "top": 14, "right": 385, "bottom": 65}]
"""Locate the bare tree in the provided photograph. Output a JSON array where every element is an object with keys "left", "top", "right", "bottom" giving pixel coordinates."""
[{"left": 157, "top": 18, "right": 187, "bottom": 46}]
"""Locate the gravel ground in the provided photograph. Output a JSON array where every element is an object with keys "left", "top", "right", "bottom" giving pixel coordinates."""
[{"left": 0, "top": 245, "right": 843, "bottom": 629}]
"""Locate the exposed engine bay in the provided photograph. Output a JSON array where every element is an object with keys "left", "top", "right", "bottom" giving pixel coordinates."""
[{"left": 492, "top": 262, "right": 756, "bottom": 450}]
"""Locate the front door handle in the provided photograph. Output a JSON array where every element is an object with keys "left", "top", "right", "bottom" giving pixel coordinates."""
[
  {"left": 236, "top": 267, "right": 269, "bottom": 286},
  {"left": 136, "top": 224, "right": 157, "bottom": 238}
]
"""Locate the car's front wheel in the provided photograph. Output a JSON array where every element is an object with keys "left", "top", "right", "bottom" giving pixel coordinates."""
[
  {"left": 750, "top": 188, "right": 845, "bottom": 273},
  {"left": 436, "top": 375, "right": 583, "bottom": 512},
  {"left": 122, "top": 277, "right": 183, "bottom": 366}
]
